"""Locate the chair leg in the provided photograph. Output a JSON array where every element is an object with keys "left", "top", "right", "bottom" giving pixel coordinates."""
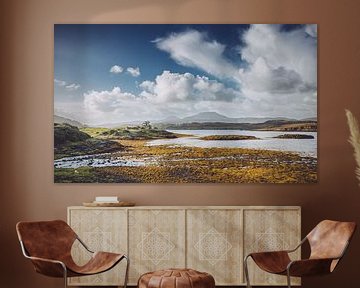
[
  {"left": 123, "top": 255, "right": 130, "bottom": 288},
  {"left": 62, "top": 264, "right": 68, "bottom": 288},
  {"left": 286, "top": 269, "right": 291, "bottom": 288},
  {"left": 244, "top": 255, "right": 252, "bottom": 288}
]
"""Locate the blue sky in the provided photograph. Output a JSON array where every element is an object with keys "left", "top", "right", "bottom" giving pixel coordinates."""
[{"left": 54, "top": 24, "right": 317, "bottom": 125}]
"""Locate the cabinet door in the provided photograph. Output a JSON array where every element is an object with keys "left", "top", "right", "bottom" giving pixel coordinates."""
[
  {"left": 244, "top": 209, "right": 301, "bottom": 286},
  {"left": 128, "top": 209, "right": 186, "bottom": 284},
  {"left": 187, "top": 209, "right": 243, "bottom": 285},
  {"left": 68, "top": 208, "right": 127, "bottom": 286}
]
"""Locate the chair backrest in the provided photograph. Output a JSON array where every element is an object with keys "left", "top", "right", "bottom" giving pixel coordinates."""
[
  {"left": 307, "top": 220, "right": 356, "bottom": 261},
  {"left": 16, "top": 220, "right": 77, "bottom": 261}
]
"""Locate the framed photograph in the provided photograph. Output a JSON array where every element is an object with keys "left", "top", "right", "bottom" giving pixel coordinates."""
[{"left": 54, "top": 24, "right": 317, "bottom": 183}]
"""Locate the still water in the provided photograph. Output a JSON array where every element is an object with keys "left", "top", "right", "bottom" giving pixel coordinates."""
[{"left": 147, "top": 130, "right": 317, "bottom": 158}]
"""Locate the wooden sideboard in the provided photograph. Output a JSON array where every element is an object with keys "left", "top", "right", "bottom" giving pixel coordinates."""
[{"left": 67, "top": 206, "right": 301, "bottom": 286}]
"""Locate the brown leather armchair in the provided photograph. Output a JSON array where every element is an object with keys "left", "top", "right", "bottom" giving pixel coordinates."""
[
  {"left": 244, "top": 220, "right": 356, "bottom": 288},
  {"left": 16, "top": 220, "right": 129, "bottom": 288}
]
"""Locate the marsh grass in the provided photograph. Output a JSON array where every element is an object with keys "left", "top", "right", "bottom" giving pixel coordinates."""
[
  {"left": 199, "top": 135, "right": 258, "bottom": 141},
  {"left": 54, "top": 139, "right": 317, "bottom": 183}
]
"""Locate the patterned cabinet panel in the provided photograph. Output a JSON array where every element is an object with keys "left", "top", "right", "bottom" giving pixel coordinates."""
[
  {"left": 67, "top": 206, "right": 300, "bottom": 286},
  {"left": 128, "top": 209, "right": 186, "bottom": 284},
  {"left": 243, "top": 209, "right": 301, "bottom": 286},
  {"left": 68, "top": 208, "right": 127, "bottom": 286},
  {"left": 187, "top": 209, "right": 243, "bottom": 285}
]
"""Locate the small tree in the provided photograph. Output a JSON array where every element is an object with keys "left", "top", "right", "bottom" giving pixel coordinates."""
[{"left": 142, "top": 121, "right": 152, "bottom": 129}]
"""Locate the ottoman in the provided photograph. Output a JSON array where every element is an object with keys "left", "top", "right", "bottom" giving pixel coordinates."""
[{"left": 138, "top": 268, "right": 215, "bottom": 288}]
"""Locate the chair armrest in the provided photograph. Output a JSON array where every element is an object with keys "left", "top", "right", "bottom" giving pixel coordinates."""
[
  {"left": 19, "top": 240, "right": 67, "bottom": 277},
  {"left": 76, "top": 236, "right": 94, "bottom": 253},
  {"left": 286, "top": 237, "right": 307, "bottom": 253},
  {"left": 26, "top": 255, "right": 67, "bottom": 278},
  {"left": 287, "top": 258, "right": 336, "bottom": 277}
]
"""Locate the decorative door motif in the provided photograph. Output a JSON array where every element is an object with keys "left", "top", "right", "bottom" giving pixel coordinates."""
[
  {"left": 128, "top": 209, "right": 186, "bottom": 284},
  {"left": 187, "top": 209, "right": 243, "bottom": 285},
  {"left": 68, "top": 209, "right": 127, "bottom": 285},
  {"left": 244, "top": 209, "right": 301, "bottom": 285}
]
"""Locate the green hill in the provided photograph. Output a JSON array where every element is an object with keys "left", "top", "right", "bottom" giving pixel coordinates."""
[{"left": 54, "top": 124, "right": 124, "bottom": 159}]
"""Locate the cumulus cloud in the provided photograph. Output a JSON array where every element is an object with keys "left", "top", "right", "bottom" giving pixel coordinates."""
[
  {"left": 235, "top": 24, "right": 317, "bottom": 118},
  {"left": 239, "top": 24, "right": 317, "bottom": 91},
  {"left": 239, "top": 57, "right": 304, "bottom": 94},
  {"left": 140, "top": 70, "right": 240, "bottom": 103},
  {"left": 154, "top": 30, "right": 237, "bottom": 79},
  {"left": 76, "top": 24, "right": 317, "bottom": 124},
  {"left": 82, "top": 86, "right": 166, "bottom": 124},
  {"left": 84, "top": 87, "right": 137, "bottom": 113},
  {"left": 154, "top": 26, "right": 316, "bottom": 99},
  {"left": 109, "top": 65, "right": 123, "bottom": 74},
  {"left": 127, "top": 67, "right": 140, "bottom": 77},
  {"left": 81, "top": 70, "right": 243, "bottom": 125}
]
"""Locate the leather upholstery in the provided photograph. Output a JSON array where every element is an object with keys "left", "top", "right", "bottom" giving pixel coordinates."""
[
  {"left": 16, "top": 220, "right": 124, "bottom": 278},
  {"left": 250, "top": 251, "right": 291, "bottom": 274},
  {"left": 248, "top": 220, "right": 356, "bottom": 277},
  {"left": 138, "top": 269, "right": 215, "bottom": 288},
  {"left": 307, "top": 220, "right": 356, "bottom": 260}
]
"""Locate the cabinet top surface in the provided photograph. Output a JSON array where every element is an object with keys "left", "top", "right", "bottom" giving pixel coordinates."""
[{"left": 68, "top": 205, "right": 301, "bottom": 210}]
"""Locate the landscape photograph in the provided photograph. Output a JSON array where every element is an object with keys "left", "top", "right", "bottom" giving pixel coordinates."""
[{"left": 54, "top": 24, "right": 317, "bottom": 183}]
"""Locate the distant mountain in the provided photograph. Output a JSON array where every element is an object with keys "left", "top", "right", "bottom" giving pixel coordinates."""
[
  {"left": 73, "top": 112, "right": 317, "bottom": 129},
  {"left": 95, "top": 121, "right": 141, "bottom": 128},
  {"left": 163, "top": 119, "right": 317, "bottom": 132},
  {"left": 235, "top": 116, "right": 298, "bottom": 123},
  {"left": 182, "top": 112, "right": 232, "bottom": 123},
  {"left": 54, "top": 115, "right": 84, "bottom": 128},
  {"left": 301, "top": 117, "right": 317, "bottom": 122},
  {"left": 158, "top": 112, "right": 298, "bottom": 124},
  {"left": 157, "top": 115, "right": 182, "bottom": 124}
]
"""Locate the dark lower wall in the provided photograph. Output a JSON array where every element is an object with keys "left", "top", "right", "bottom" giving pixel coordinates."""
[{"left": 1, "top": 0, "right": 360, "bottom": 287}]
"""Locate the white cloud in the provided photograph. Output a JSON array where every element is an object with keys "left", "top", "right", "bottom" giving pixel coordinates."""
[
  {"left": 139, "top": 80, "right": 155, "bottom": 92},
  {"left": 239, "top": 57, "right": 304, "bottom": 94},
  {"left": 140, "top": 70, "right": 240, "bottom": 103},
  {"left": 82, "top": 86, "right": 165, "bottom": 125},
  {"left": 84, "top": 87, "right": 137, "bottom": 113},
  {"left": 239, "top": 24, "right": 317, "bottom": 90},
  {"left": 55, "top": 78, "right": 81, "bottom": 91},
  {"left": 110, "top": 65, "right": 123, "bottom": 74},
  {"left": 154, "top": 26, "right": 317, "bottom": 115},
  {"left": 81, "top": 70, "right": 243, "bottom": 125},
  {"left": 65, "top": 24, "right": 317, "bottom": 125},
  {"left": 233, "top": 24, "right": 317, "bottom": 118},
  {"left": 127, "top": 67, "right": 140, "bottom": 77},
  {"left": 154, "top": 30, "right": 237, "bottom": 79},
  {"left": 54, "top": 79, "right": 66, "bottom": 87},
  {"left": 65, "top": 83, "right": 81, "bottom": 91}
]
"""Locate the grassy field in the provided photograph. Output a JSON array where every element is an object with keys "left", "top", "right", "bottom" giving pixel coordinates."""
[{"left": 54, "top": 139, "right": 317, "bottom": 183}]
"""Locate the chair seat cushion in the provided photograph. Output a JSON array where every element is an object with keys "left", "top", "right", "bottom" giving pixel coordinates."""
[
  {"left": 138, "top": 268, "right": 215, "bottom": 288},
  {"left": 250, "top": 251, "right": 291, "bottom": 274}
]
